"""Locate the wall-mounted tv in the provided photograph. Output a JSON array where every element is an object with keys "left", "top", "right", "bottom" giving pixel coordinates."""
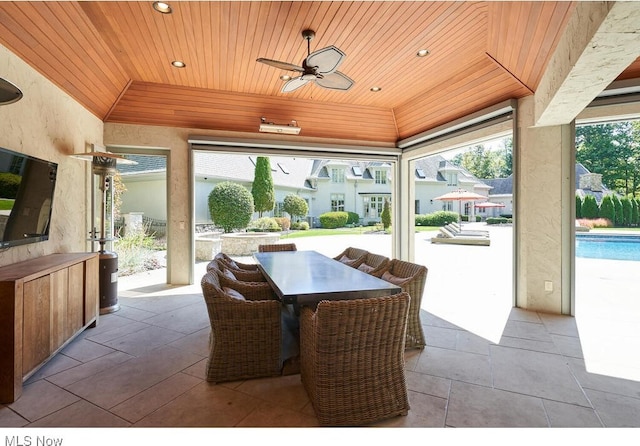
[{"left": 0, "top": 146, "right": 57, "bottom": 248}]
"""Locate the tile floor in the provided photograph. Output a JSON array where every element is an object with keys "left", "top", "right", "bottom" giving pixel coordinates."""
[
  {"left": 2, "top": 272, "right": 640, "bottom": 430},
  {"left": 2, "top": 227, "right": 640, "bottom": 431}
]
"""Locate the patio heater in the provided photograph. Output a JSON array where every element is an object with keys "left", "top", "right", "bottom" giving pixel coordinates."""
[{"left": 72, "top": 147, "right": 136, "bottom": 314}]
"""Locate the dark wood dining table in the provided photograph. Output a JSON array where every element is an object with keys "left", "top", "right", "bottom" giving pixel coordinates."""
[{"left": 253, "top": 250, "right": 401, "bottom": 308}]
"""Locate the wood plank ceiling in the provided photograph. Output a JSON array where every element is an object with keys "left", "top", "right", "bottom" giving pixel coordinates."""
[{"left": 1, "top": 1, "right": 637, "bottom": 145}]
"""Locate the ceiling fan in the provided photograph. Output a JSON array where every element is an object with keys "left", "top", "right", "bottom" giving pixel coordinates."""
[{"left": 257, "top": 29, "right": 354, "bottom": 93}]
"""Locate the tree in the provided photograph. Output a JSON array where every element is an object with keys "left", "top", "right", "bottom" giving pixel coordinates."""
[
  {"left": 599, "top": 195, "right": 615, "bottom": 224},
  {"left": 575, "top": 195, "right": 583, "bottom": 219},
  {"left": 283, "top": 193, "right": 308, "bottom": 222},
  {"left": 451, "top": 143, "right": 511, "bottom": 179},
  {"left": 612, "top": 195, "right": 623, "bottom": 226},
  {"left": 581, "top": 195, "right": 599, "bottom": 219},
  {"left": 632, "top": 198, "right": 640, "bottom": 226},
  {"left": 381, "top": 198, "right": 391, "bottom": 230},
  {"left": 620, "top": 196, "right": 632, "bottom": 226},
  {"left": 208, "top": 181, "right": 254, "bottom": 233},
  {"left": 576, "top": 122, "right": 640, "bottom": 196},
  {"left": 251, "top": 156, "right": 275, "bottom": 217}
]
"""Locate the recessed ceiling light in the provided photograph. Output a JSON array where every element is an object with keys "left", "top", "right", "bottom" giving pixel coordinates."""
[
  {"left": 416, "top": 49, "right": 430, "bottom": 57},
  {"left": 171, "top": 60, "right": 186, "bottom": 68},
  {"left": 370, "top": 86, "right": 382, "bottom": 92},
  {"left": 153, "top": 2, "right": 172, "bottom": 14},
  {"left": 280, "top": 75, "right": 292, "bottom": 81}
]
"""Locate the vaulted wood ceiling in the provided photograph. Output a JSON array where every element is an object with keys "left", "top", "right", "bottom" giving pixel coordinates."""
[{"left": 1, "top": 1, "right": 638, "bottom": 145}]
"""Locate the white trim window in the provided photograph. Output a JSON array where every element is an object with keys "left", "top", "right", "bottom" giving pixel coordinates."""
[
  {"left": 331, "top": 168, "right": 345, "bottom": 183},
  {"left": 365, "top": 195, "right": 387, "bottom": 218},
  {"left": 331, "top": 193, "right": 345, "bottom": 211},
  {"left": 375, "top": 170, "right": 387, "bottom": 184}
]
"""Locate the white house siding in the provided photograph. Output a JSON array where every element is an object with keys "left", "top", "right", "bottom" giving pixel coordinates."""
[{"left": 119, "top": 175, "right": 167, "bottom": 221}]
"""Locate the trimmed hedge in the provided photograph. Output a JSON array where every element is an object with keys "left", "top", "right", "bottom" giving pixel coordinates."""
[
  {"left": 319, "top": 211, "right": 348, "bottom": 229},
  {"left": 346, "top": 211, "right": 360, "bottom": 225},
  {"left": 486, "top": 217, "right": 512, "bottom": 225},
  {"left": 291, "top": 221, "right": 309, "bottom": 230},
  {"left": 415, "top": 211, "right": 459, "bottom": 227},
  {"left": 248, "top": 217, "right": 280, "bottom": 232}
]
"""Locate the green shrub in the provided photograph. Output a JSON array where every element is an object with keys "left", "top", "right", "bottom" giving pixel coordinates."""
[
  {"left": 346, "top": 211, "right": 360, "bottom": 225},
  {"left": 274, "top": 217, "right": 291, "bottom": 231},
  {"left": 486, "top": 217, "right": 512, "bottom": 225},
  {"left": 475, "top": 215, "right": 481, "bottom": 222},
  {"left": 319, "top": 211, "right": 348, "bottom": 229},
  {"left": 582, "top": 195, "right": 599, "bottom": 219},
  {"left": 248, "top": 217, "right": 280, "bottom": 231},
  {"left": 621, "top": 196, "right": 632, "bottom": 226},
  {"left": 291, "top": 221, "right": 309, "bottom": 230},
  {"left": 380, "top": 199, "right": 391, "bottom": 230},
  {"left": 0, "top": 172, "right": 21, "bottom": 199},
  {"left": 415, "top": 211, "right": 459, "bottom": 226},
  {"left": 575, "top": 195, "right": 583, "bottom": 219},
  {"left": 283, "top": 194, "right": 308, "bottom": 221},
  {"left": 208, "top": 181, "right": 254, "bottom": 233},
  {"left": 114, "top": 231, "right": 162, "bottom": 276},
  {"left": 632, "top": 199, "right": 639, "bottom": 226},
  {"left": 613, "top": 195, "right": 623, "bottom": 226},
  {"left": 600, "top": 195, "right": 615, "bottom": 224}
]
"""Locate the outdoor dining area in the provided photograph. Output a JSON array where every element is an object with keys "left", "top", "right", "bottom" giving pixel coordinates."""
[{"left": 201, "top": 243, "right": 428, "bottom": 426}]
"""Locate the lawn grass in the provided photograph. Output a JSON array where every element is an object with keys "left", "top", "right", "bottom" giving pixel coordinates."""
[
  {"left": 280, "top": 227, "right": 379, "bottom": 239},
  {"left": 0, "top": 199, "right": 15, "bottom": 211}
]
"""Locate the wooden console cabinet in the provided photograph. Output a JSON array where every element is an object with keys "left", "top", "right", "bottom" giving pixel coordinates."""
[{"left": 0, "top": 253, "right": 99, "bottom": 403}]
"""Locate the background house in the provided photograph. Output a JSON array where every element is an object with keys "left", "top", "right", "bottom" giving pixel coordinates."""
[{"left": 118, "top": 153, "right": 493, "bottom": 227}]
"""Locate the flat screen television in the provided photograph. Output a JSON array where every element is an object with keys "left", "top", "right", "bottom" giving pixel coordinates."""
[{"left": 0, "top": 146, "right": 57, "bottom": 248}]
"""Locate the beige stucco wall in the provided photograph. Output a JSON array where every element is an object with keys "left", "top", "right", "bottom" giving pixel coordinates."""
[
  {"left": 516, "top": 96, "right": 574, "bottom": 314},
  {"left": 104, "top": 123, "right": 192, "bottom": 284},
  {"left": 0, "top": 44, "right": 102, "bottom": 267}
]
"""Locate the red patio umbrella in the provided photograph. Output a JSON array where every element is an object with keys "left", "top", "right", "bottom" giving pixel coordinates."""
[
  {"left": 474, "top": 201, "right": 505, "bottom": 209},
  {"left": 433, "top": 189, "right": 487, "bottom": 222}
]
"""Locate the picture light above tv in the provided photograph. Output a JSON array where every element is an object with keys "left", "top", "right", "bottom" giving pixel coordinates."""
[{"left": 0, "top": 146, "right": 57, "bottom": 249}]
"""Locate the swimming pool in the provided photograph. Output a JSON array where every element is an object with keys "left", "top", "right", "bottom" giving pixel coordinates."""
[{"left": 576, "top": 233, "right": 640, "bottom": 261}]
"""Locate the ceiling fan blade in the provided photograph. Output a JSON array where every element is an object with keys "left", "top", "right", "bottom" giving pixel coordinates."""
[
  {"left": 281, "top": 77, "right": 310, "bottom": 93},
  {"left": 256, "top": 58, "right": 304, "bottom": 72},
  {"left": 315, "top": 71, "right": 354, "bottom": 91},
  {"left": 305, "top": 46, "right": 345, "bottom": 74}
]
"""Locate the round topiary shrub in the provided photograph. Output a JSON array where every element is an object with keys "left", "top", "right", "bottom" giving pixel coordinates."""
[
  {"left": 0, "top": 172, "right": 21, "bottom": 199},
  {"left": 208, "top": 181, "right": 254, "bottom": 233}
]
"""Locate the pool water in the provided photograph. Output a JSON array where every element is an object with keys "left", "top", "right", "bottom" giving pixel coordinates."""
[{"left": 576, "top": 234, "right": 640, "bottom": 261}]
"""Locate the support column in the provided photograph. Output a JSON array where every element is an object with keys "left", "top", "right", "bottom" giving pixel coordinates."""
[{"left": 515, "top": 96, "right": 575, "bottom": 314}]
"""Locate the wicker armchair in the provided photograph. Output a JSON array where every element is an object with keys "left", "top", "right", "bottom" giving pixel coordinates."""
[
  {"left": 214, "top": 252, "right": 260, "bottom": 271},
  {"left": 209, "top": 254, "right": 265, "bottom": 282},
  {"left": 208, "top": 260, "right": 276, "bottom": 301},
  {"left": 200, "top": 271, "right": 282, "bottom": 383},
  {"left": 300, "top": 293, "right": 411, "bottom": 426},
  {"left": 333, "top": 246, "right": 368, "bottom": 267},
  {"left": 380, "top": 259, "right": 428, "bottom": 349},
  {"left": 354, "top": 252, "right": 390, "bottom": 278},
  {"left": 258, "top": 243, "right": 297, "bottom": 252}
]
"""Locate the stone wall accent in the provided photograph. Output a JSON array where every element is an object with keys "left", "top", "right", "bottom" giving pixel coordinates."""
[{"left": 220, "top": 233, "right": 280, "bottom": 256}]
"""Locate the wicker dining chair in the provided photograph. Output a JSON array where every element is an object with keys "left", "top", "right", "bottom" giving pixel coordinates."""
[
  {"left": 380, "top": 259, "right": 428, "bottom": 350},
  {"left": 353, "top": 252, "right": 390, "bottom": 278},
  {"left": 258, "top": 243, "right": 297, "bottom": 252},
  {"left": 299, "top": 292, "right": 411, "bottom": 426},
  {"left": 333, "top": 246, "right": 368, "bottom": 267},
  {"left": 209, "top": 253, "right": 265, "bottom": 282},
  {"left": 200, "top": 271, "right": 282, "bottom": 383},
  {"left": 208, "top": 260, "right": 276, "bottom": 301}
]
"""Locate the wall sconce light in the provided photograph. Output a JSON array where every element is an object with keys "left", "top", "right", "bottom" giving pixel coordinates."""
[
  {"left": 259, "top": 117, "right": 301, "bottom": 135},
  {"left": 0, "top": 78, "right": 23, "bottom": 105}
]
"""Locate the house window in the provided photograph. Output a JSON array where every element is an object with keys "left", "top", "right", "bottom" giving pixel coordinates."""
[
  {"left": 331, "top": 168, "right": 345, "bottom": 183},
  {"left": 375, "top": 170, "right": 387, "bottom": 184},
  {"left": 415, "top": 200, "right": 420, "bottom": 214},
  {"left": 331, "top": 193, "right": 345, "bottom": 211},
  {"left": 364, "top": 195, "right": 387, "bottom": 218},
  {"left": 447, "top": 172, "right": 458, "bottom": 186}
]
